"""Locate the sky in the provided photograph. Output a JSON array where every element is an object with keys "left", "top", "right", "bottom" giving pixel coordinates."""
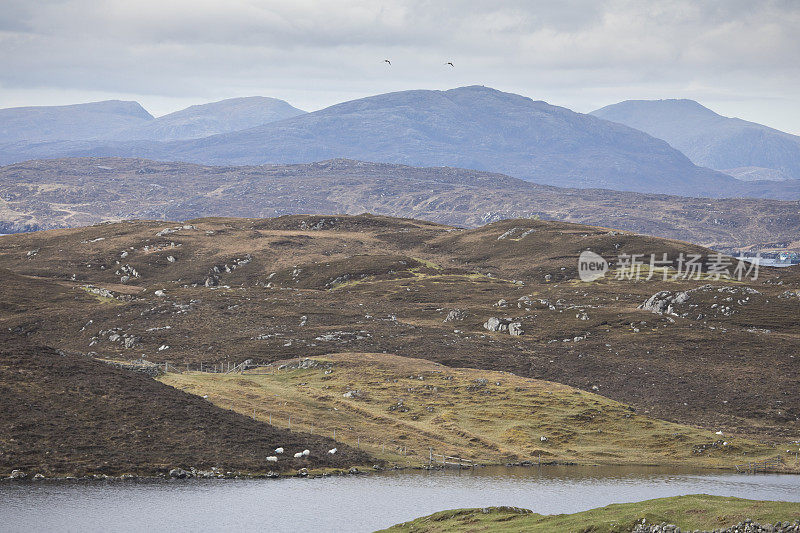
[{"left": 1, "top": 0, "right": 799, "bottom": 134}]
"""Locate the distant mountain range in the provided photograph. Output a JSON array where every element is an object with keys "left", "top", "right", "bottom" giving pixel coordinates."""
[
  {"left": 151, "top": 86, "right": 743, "bottom": 197},
  {"left": 0, "top": 96, "right": 305, "bottom": 143},
  {"left": 112, "top": 96, "right": 306, "bottom": 141},
  {"left": 1, "top": 87, "right": 798, "bottom": 200},
  {"left": 591, "top": 99, "right": 800, "bottom": 182},
  {"left": 0, "top": 100, "right": 154, "bottom": 142},
  {"left": 2, "top": 157, "right": 798, "bottom": 252}
]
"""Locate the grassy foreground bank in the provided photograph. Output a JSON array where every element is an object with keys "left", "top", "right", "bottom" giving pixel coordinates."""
[
  {"left": 379, "top": 495, "right": 800, "bottom": 532},
  {"left": 159, "top": 353, "right": 789, "bottom": 469}
]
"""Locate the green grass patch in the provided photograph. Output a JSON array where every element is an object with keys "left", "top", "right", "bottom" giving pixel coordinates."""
[{"left": 380, "top": 495, "right": 800, "bottom": 532}]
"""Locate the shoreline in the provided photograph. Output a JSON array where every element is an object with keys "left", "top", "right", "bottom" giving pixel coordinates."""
[{"left": 4, "top": 459, "right": 799, "bottom": 483}]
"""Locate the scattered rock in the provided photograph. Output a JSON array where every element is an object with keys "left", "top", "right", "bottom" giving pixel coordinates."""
[
  {"left": 483, "top": 317, "right": 510, "bottom": 332},
  {"left": 484, "top": 317, "right": 524, "bottom": 335},
  {"left": 508, "top": 322, "right": 524, "bottom": 336},
  {"left": 443, "top": 309, "right": 468, "bottom": 322},
  {"left": 168, "top": 468, "right": 190, "bottom": 479}
]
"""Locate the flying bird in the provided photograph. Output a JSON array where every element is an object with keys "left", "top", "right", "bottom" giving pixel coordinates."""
[
  {"left": 384, "top": 59, "right": 391, "bottom": 65},
  {"left": 446, "top": 61, "right": 454, "bottom": 67}
]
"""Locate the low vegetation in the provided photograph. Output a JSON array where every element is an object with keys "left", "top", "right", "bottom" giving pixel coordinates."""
[
  {"left": 2, "top": 157, "right": 799, "bottom": 252},
  {"left": 2, "top": 214, "right": 799, "bottom": 474},
  {"left": 379, "top": 495, "right": 800, "bottom": 532},
  {"left": 0, "top": 334, "right": 370, "bottom": 477},
  {"left": 159, "top": 353, "right": 786, "bottom": 469}
]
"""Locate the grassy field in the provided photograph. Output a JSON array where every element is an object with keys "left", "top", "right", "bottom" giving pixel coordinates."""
[
  {"left": 379, "top": 495, "right": 800, "bottom": 532},
  {"left": 158, "top": 353, "right": 788, "bottom": 469}
]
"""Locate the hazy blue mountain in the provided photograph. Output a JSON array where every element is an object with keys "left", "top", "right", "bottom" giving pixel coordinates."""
[
  {"left": 114, "top": 96, "right": 306, "bottom": 141},
  {"left": 161, "top": 86, "right": 738, "bottom": 196},
  {"left": 591, "top": 99, "right": 800, "bottom": 181},
  {"left": 722, "top": 166, "right": 794, "bottom": 182},
  {"left": 0, "top": 100, "right": 153, "bottom": 142},
  {"left": 1, "top": 87, "right": 793, "bottom": 199}
]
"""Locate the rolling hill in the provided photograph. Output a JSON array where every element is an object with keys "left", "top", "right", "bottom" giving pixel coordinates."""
[
  {"left": 1, "top": 214, "right": 798, "bottom": 444},
  {"left": 1, "top": 157, "right": 798, "bottom": 252},
  {"left": 0, "top": 329, "right": 370, "bottom": 477},
  {"left": 591, "top": 99, "right": 800, "bottom": 181}
]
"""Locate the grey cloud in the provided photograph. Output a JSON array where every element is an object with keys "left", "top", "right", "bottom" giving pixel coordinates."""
[{"left": 0, "top": 0, "right": 798, "bottom": 133}]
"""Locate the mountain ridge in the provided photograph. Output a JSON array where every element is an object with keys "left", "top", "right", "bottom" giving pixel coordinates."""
[
  {"left": 0, "top": 96, "right": 305, "bottom": 144},
  {"left": 113, "top": 96, "right": 306, "bottom": 141},
  {"left": 2, "top": 157, "right": 798, "bottom": 252},
  {"left": 0, "top": 100, "right": 154, "bottom": 142},
  {"left": 0, "top": 86, "right": 741, "bottom": 198},
  {"left": 591, "top": 98, "right": 800, "bottom": 181}
]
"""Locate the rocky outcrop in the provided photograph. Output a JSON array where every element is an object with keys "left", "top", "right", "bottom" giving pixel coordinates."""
[
  {"left": 639, "top": 285, "right": 761, "bottom": 319},
  {"left": 484, "top": 317, "right": 510, "bottom": 332},
  {"left": 168, "top": 468, "right": 190, "bottom": 479},
  {"left": 508, "top": 322, "right": 524, "bottom": 336},
  {"left": 631, "top": 518, "right": 800, "bottom": 532},
  {"left": 483, "top": 317, "right": 524, "bottom": 335},
  {"left": 638, "top": 290, "right": 690, "bottom": 315},
  {"left": 443, "top": 309, "right": 468, "bottom": 322}
]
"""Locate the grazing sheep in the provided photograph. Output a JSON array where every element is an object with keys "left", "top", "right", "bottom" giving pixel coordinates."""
[
  {"left": 302, "top": 449, "right": 310, "bottom": 456},
  {"left": 294, "top": 452, "right": 303, "bottom": 459},
  {"left": 266, "top": 456, "right": 278, "bottom": 463},
  {"left": 275, "top": 447, "right": 284, "bottom": 454},
  {"left": 328, "top": 448, "right": 337, "bottom": 454}
]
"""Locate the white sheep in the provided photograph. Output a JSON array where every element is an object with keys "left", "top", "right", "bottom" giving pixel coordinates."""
[
  {"left": 302, "top": 449, "right": 310, "bottom": 456},
  {"left": 294, "top": 452, "right": 303, "bottom": 458},
  {"left": 266, "top": 456, "right": 278, "bottom": 462},
  {"left": 275, "top": 447, "right": 284, "bottom": 454},
  {"left": 328, "top": 448, "right": 337, "bottom": 454}
]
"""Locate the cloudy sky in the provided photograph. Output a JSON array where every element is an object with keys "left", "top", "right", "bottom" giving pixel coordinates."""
[{"left": 1, "top": 0, "right": 799, "bottom": 133}]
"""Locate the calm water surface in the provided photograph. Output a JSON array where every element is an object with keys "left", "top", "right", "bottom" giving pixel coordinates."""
[{"left": 2, "top": 466, "right": 799, "bottom": 532}]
